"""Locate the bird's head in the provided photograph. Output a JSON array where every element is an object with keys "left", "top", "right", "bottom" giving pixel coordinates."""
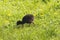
[{"left": 16, "top": 20, "right": 23, "bottom": 25}]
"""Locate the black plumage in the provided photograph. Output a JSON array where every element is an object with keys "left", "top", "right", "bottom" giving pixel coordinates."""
[{"left": 17, "top": 14, "right": 34, "bottom": 25}]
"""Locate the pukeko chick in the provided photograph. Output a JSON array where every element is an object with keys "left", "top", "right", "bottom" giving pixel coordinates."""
[{"left": 17, "top": 14, "right": 34, "bottom": 25}]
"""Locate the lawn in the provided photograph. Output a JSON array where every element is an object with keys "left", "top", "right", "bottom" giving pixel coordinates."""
[{"left": 0, "top": 0, "right": 60, "bottom": 40}]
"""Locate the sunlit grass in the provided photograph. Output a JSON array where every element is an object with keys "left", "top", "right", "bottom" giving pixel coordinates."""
[{"left": 0, "top": 0, "right": 60, "bottom": 40}]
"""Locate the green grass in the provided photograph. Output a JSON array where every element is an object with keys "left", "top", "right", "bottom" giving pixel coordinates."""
[{"left": 0, "top": 0, "right": 60, "bottom": 40}]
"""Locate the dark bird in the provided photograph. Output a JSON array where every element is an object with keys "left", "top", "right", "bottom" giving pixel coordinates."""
[{"left": 16, "top": 14, "right": 34, "bottom": 25}]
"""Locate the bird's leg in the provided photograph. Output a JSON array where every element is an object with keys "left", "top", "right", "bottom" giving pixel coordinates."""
[
  {"left": 32, "top": 22, "right": 35, "bottom": 26},
  {"left": 32, "top": 22, "right": 34, "bottom": 24},
  {"left": 32, "top": 22, "right": 35, "bottom": 25}
]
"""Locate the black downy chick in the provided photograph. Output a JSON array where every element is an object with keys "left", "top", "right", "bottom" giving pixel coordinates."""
[{"left": 16, "top": 14, "right": 34, "bottom": 25}]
